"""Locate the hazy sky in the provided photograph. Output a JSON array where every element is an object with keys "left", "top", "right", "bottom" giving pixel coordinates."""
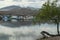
[
  {"left": 0, "top": 0, "right": 60, "bottom": 8},
  {"left": 0, "top": 0, "right": 47, "bottom": 8}
]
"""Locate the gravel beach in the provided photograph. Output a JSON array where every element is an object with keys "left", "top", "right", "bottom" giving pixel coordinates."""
[{"left": 39, "top": 36, "right": 60, "bottom": 40}]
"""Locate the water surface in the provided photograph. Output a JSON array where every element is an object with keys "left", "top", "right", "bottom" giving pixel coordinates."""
[{"left": 0, "top": 23, "right": 59, "bottom": 40}]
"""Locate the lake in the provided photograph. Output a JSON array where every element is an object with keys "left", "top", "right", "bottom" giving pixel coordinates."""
[{"left": 0, "top": 23, "right": 59, "bottom": 40}]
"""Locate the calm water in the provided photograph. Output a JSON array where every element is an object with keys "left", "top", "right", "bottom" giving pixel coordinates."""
[{"left": 0, "top": 23, "right": 59, "bottom": 40}]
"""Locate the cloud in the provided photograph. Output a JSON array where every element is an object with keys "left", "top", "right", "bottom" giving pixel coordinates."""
[
  {"left": 27, "top": 0, "right": 36, "bottom": 2},
  {"left": 0, "top": 0, "right": 4, "bottom": 1},
  {"left": 0, "top": 0, "right": 47, "bottom": 8},
  {"left": 13, "top": 0, "right": 46, "bottom": 8},
  {"left": 13, "top": 0, "right": 22, "bottom": 2},
  {"left": 13, "top": 0, "right": 46, "bottom": 3},
  {"left": 25, "top": 2, "right": 45, "bottom": 8}
]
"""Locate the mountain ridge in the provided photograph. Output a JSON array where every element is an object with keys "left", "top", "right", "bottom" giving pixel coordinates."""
[{"left": 0, "top": 5, "right": 39, "bottom": 11}]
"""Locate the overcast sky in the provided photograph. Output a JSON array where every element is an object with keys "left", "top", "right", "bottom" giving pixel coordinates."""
[{"left": 0, "top": 0, "right": 60, "bottom": 8}]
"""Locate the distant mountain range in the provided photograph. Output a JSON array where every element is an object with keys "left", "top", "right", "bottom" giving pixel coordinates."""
[
  {"left": 0, "top": 5, "right": 39, "bottom": 15},
  {"left": 0, "top": 5, "right": 21, "bottom": 11},
  {"left": 0, "top": 5, "right": 39, "bottom": 11}
]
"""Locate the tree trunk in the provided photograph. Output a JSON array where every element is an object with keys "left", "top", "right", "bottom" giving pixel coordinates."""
[
  {"left": 57, "top": 21, "right": 59, "bottom": 35},
  {"left": 56, "top": 16, "right": 59, "bottom": 35}
]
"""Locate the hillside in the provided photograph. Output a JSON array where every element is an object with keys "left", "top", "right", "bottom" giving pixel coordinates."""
[{"left": 0, "top": 5, "right": 39, "bottom": 16}]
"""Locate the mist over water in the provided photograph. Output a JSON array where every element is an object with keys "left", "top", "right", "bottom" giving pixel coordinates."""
[{"left": 0, "top": 23, "right": 59, "bottom": 40}]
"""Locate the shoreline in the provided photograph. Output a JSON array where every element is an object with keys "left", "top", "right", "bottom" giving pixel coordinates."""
[{"left": 37, "top": 36, "right": 60, "bottom": 40}]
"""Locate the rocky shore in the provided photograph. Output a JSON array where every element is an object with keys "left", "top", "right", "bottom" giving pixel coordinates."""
[{"left": 37, "top": 36, "right": 60, "bottom": 40}]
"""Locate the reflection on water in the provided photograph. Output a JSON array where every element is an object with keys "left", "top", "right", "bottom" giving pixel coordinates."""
[
  {"left": 0, "top": 33, "right": 10, "bottom": 40},
  {"left": 0, "top": 23, "right": 59, "bottom": 40}
]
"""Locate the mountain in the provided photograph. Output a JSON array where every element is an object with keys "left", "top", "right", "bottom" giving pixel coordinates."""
[
  {"left": 0, "top": 5, "right": 21, "bottom": 11},
  {"left": 0, "top": 5, "right": 39, "bottom": 11},
  {"left": 0, "top": 5, "right": 39, "bottom": 15}
]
